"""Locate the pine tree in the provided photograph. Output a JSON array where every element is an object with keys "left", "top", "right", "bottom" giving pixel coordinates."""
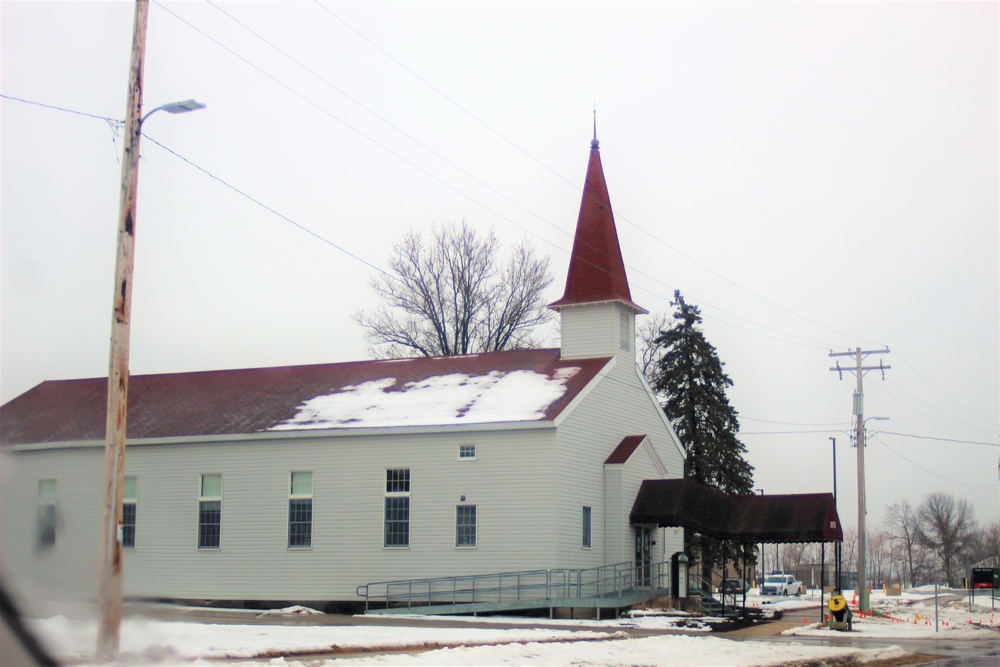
[
  {"left": 651, "top": 291, "right": 755, "bottom": 577},
  {"left": 652, "top": 291, "right": 754, "bottom": 494}
]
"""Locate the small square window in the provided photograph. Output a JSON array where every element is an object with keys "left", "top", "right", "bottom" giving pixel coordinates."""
[
  {"left": 458, "top": 444, "right": 476, "bottom": 460},
  {"left": 386, "top": 468, "right": 410, "bottom": 494}
]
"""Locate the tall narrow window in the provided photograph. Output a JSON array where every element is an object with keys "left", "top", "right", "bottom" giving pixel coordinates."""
[
  {"left": 619, "top": 310, "right": 631, "bottom": 351},
  {"left": 383, "top": 468, "right": 410, "bottom": 547},
  {"left": 122, "top": 476, "right": 138, "bottom": 548},
  {"left": 288, "top": 471, "right": 313, "bottom": 548},
  {"left": 37, "top": 480, "right": 56, "bottom": 547},
  {"left": 582, "top": 506, "right": 592, "bottom": 549},
  {"left": 198, "top": 474, "right": 222, "bottom": 549},
  {"left": 455, "top": 505, "right": 477, "bottom": 547}
]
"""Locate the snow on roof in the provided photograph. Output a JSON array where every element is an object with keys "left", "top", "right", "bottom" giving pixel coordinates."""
[
  {"left": 270, "top": 367, "right": 582, "bottom": 430},
  {"left": 0, "top": 349, "right": 611, "bottom": 444}
]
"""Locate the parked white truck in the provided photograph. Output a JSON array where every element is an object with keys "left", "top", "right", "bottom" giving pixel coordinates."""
[{"left": 760, "top": 573, "right": 803, "bottom": 596}]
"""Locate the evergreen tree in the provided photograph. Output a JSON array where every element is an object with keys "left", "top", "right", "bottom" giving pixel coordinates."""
[
  {"left": 651, "top": 291, "right": 755, "bottom": 577},
  {"left": 652, "top": 290, "right": 754, "bottom": 494}
]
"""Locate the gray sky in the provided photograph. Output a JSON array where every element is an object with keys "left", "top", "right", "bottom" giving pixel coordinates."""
[{"left": 2, "top": 1, "right": 997, "bottom": 530}]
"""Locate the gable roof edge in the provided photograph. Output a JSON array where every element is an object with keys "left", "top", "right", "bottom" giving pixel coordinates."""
[
  {"left": 632, "top": 362, "right": 687, "bottom": 461},
  {"left": 552, "top": 356, "right": 617, "bottom": 428}
]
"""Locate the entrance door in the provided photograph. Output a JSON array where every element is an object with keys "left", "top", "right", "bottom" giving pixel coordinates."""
[{"left": 635, "top": 526, "right": 653, "bottom": 587}]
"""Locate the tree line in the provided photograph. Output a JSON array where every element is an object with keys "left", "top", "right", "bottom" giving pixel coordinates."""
[{"left": 774, "top": 493, "right": 999, "bottom": 588}]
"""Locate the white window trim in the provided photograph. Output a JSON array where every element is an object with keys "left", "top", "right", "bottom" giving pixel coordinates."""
[
  {"left": 383, "top": 468, "right": 411, "bottom": 549},
  {"left": 457, "top": 444, "right": 477, "bottom": 461},
  {"left": 455, "top": 504, "right": 477, "bottom": 549},
  {"left": 198, "top": 473, "right": 223, "bottom": 550},
  {"left": 288, "top": 471, "right": 314, "bottom": 550}
]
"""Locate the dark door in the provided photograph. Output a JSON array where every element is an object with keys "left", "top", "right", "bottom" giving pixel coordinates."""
[{"left": 635, "top": 526, "right": 653, "bottom": 587}]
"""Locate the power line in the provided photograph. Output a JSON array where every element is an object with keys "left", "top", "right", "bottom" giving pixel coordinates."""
[
  {"left": 141, "top": 135, "right": 388, "bottom": 277},
  {"left": 870, "top": 379, "right": 996, "bottom": 435},
  {"left": 154, "top": 1, "right": 847, "bottom": 353},
  {"left": 742, "top": 416, "right": 849, "bottom": 427},
  {"left": 310, "top": 1, "right": 882, "bottom": 350},
  {"left": 876, "top": 431, "right": 999, "bottom": 448},
  {"left": 871, "top": 435, "right": 998, "bottom": 488},
  {"left": 893, "top": 351, "right": 999, "bottom": 429},
  {"left": 0, "top": 93, "right": 117, "bottom": 123}
]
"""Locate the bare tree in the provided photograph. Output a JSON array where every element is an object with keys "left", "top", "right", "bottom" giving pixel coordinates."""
[
  {"left": 916, "top": 492, "right": 978, "bottom": 587},
  {"left": 981, "top": 518, "right": 1000, "bottom": 560},
  {"left": 636, "top": 311, "right": 670, "bottom": 389},
  {"left": 841, "top": 527, "right": 858, "bottom": 579},
  {"left": 886, "top": 499, "right": 924, "bottom": 587},
  {"left": 867, "top": 528, "right": 892, "bottom": 588},
  {"left": 355, "top": 222, "right": 553, "bottom": 358}
]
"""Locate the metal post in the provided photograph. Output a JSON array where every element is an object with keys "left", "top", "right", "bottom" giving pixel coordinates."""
[
  {"left": 934, "top": 584, "right": 938, "bottom": 632},
  {"left": 831, "top": 437, "right": 841, "bottom": 593},
  {"left": 821, "top": 543, "right": 826, "bottom": 623},
  {"left": 97, "top": 1, "right": 148, "bottom": 659}
]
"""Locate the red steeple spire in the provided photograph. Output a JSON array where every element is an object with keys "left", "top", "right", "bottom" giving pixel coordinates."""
[{"left": 549, "top": 136, "right": 646, "bottom": 313}]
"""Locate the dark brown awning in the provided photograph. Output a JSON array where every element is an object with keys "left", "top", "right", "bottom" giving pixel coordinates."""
[{"left": 630, "top": 478, "right": 843, "bottom": 543}]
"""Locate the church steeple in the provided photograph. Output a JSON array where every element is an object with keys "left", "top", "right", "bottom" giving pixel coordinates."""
[{"left": 549, "top": 136, "right": 646, "bottom": 314}]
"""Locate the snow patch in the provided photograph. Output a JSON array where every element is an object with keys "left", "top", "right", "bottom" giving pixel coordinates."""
[{"left": 270, "top": 368, "right": 581, "bottom": 430}]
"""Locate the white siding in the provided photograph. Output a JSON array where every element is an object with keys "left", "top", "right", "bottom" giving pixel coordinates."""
[
  {"left": 1, "top": 426, "right": 559, "bottom": 602},
  {"left": 604, "top": 441, "right": 660, "bottom": 564},
  {"left": 555, "top": 353, "right": 684, "bottom": 570},
  {"left": 0, "top": 448, "right": 104, "bottom": 603},
  {"left": 559, "top": 303, "right": 632, "bottom": 360}
]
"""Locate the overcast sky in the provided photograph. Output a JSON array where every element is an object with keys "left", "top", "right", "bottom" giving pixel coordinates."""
[{"left": 2, "top": 1, "right": 997, "bottom": 530}]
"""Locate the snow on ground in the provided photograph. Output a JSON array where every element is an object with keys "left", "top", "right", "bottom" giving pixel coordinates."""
[
  {"left": 782, "top": 589, "right": 1000, "bottom": 639},
  {"left": 23, "top": 588, "right": 998, "bottom": 666}
]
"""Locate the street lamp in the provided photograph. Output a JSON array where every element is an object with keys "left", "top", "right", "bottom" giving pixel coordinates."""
[
  {"left": 141, "top": 98, "right": 206, "bottom": 123},
  {"left": 97, "top": 92, "right": 203, "bottom": 659},
  {"left": 855, "top": 415, "right": 888, "bottom": 614}
]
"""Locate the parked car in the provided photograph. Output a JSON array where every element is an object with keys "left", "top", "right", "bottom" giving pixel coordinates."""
[
  {"left": 761, "top": 573, "right": 803, "bottom": 596},
  {"left": 721, "top": 578, "right": 748, "bottom": 594}
]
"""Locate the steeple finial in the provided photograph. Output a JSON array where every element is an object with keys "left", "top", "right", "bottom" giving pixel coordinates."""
[{"left": 591, "top": 106, "right": 599, "bottom": 149}]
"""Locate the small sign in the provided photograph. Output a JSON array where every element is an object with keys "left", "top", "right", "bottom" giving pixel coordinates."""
[{"left": 971, "top": 567, "right": 996, "bottom": 589}]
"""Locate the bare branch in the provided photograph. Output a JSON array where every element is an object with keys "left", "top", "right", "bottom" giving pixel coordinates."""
[{"left": 355, "top": 222, "right": 553, "bottom": 358}]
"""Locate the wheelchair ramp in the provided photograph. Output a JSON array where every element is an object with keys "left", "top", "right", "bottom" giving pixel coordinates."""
[{"left": 357, "top": 561, "right": 669, "bottom": 617}]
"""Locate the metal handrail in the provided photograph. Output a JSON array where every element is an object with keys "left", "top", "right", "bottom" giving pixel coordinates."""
[{"left": 357, "top": 560, "right": 670, "bottom": 612}]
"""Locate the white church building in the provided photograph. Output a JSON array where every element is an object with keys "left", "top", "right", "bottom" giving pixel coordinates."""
[{"left": 0, "top": 136, "right": 688, "bottom": 610}]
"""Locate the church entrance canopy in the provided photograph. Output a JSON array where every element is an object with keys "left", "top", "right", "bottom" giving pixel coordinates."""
[{"left": 630, "top": 479, "right": 843, "bottom": 543}]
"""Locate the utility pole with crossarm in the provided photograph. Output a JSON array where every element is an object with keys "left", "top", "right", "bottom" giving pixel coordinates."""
[{"left": 829, "top": 347, "right": 890, "bottom": 614}]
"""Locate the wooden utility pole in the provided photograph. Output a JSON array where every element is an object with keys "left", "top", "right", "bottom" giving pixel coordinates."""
[
  {"left": 98, "top": 0, "right": 148, "bottom": 659},
  {"left": 829, "top": 346, "right": 890, "bottom": 615}
]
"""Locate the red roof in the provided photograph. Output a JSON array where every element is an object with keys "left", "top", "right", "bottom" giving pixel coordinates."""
[
  {"left": 0, "top": 350, "right": 612, "bottom": 445},
  {"left": 549, "top": 139, "right": 645, "bottom": 313},
  {"left": 604, "top": 435, "right": 648, "bottom": 464}
]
